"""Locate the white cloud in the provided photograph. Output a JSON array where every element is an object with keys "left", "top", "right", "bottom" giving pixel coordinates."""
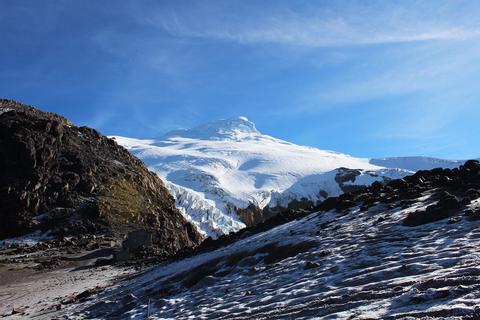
[
  {"left": 147, "top": 2, "right": 480, "bottom": 47},
  {"left": 88, "top": 0, "right": 480, "bottom": 144},
  {"left": 278, "top": 36, "right": 480, "bottom": 112},
  {"left": 170, "top": 20, "right": 475, "bottom": 47}
]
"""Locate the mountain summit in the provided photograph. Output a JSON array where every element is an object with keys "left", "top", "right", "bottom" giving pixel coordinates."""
[
  {"left": 113, "top": 118, "right": 464, "bottom": 238},
  {"left": 163, "top": 116, "right": 258, "bottom": 141}
]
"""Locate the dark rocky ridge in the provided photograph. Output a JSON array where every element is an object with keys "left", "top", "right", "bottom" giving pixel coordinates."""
[
  {"left": 189, "top": 160, "right": 480, "bottom": 256},
  {"left": 236, "top": 168, "right": 390, "bottom": 227},
  {"left": 0, "top": 99, "right": 201, "bottom": 257}
]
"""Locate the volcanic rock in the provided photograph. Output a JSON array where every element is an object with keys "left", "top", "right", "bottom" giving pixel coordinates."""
[{"left": 0, "top": 100, "right": 202, "bottom": 257}]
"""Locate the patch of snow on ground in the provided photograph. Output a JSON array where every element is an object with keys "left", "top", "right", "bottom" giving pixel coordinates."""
[
  {"left": 0, "top": 107, "right": 12, "bottom": 115},
  {"left": 70, "top": 194, "right": 480, "bottom": 319},
  {"left": 0, "top": 230, "right": 54, "bottom": 248}
]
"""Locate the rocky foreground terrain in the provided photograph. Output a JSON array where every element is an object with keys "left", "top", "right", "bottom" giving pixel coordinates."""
[
  {"left": 55, "top": 160, "right": 480, "bottom": 319},
  {"left": 21, "top": 160, "right": 480, "bottom": 319},
  {"left": 0, "top": 100, "right": 202, "bottom": 318},
  {"left": 1, "top": 100, "right": 480, "bottom": 319}
]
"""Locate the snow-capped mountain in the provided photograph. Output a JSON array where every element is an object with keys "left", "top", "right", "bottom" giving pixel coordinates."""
[{"left": 112, "top": 116, "right": 462, "bottom": 238}]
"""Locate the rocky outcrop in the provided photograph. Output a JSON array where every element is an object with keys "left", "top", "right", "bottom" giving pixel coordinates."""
[
  {"left": 323, "top": 160, "right": 480, "bottom": 226},
  {"left": 238, "top": 197, "right": 315, "bottom": 227},
  {"left": 334, "top": 167, "right": 363, "bottom": 192},
  {"left": 0, "top": 100, "right": 201, "bottom": 257},
  {"left": 236, "top": 204, "right": 264, "bottom": 227}
]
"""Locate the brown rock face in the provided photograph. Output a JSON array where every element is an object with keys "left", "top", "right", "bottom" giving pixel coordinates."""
[
  {"left": 237, "top": 204, "right": 265, "bottom": 227},
  {"left": 0, "top": 100, "right": 201, "bottom": 256}
]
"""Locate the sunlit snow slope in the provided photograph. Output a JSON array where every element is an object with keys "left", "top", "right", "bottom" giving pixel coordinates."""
[
  {"left": 70, "top": 164, "right": 480, "bottom": 319},
  {"left": 112, "top": 117, "right": 461, "bottom": 237}
]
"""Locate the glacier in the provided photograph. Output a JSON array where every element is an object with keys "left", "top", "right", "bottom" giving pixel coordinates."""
[{"left": 112, "top": 116, "right": 462, "bottom": 238}]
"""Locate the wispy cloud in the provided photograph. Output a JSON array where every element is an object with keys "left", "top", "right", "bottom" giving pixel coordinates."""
[
  {"left": 47, "top": 0, "right": 480, "bottom": 158},
  {"left": 161, "top": 17, "right": 477, "bottom": 47},
  {"left": 2, "top": 1, "right": 479, "bottom": 159},
  {"left": 146, "top": 2, "right": 480, "bottom": 47}
]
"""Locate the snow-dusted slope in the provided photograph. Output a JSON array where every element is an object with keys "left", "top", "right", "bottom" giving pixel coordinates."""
[
  {"left": 69, "top": 169, "right": 480, "bottom": 319},
  {"left": 370, "top": 157, "right": 464, "bottom": 171},
  {"left": 112, "top": 117, "right": 461, "bottom": 238}
]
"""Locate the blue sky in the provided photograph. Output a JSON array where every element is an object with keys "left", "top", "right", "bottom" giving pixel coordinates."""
[{"left": 1, "top": 0, "right": 479, "bottom": 159}]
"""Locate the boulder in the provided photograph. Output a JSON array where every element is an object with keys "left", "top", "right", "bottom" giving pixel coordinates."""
[
  {"left": 370, "top": 181, "right": 383, "bottom": 192},
  {"left": 122, "top": 230, "right": 153, "bottom": 251},
  {"left": 466, "top": 188, "right": 480, "bottom": 200},
  {"left": 403, "top": 207, "right": 451, "bottom": 227},
  {"left": 403, "top": 192, "right": 461, "bottom": 227},
  {"left": 317, "top": 197, "right": 340, "bottom": 211},
  {"left": 437, "top": 193, "right": 460, "bottom": 210},
  {"left": 387, "top": 178, "right": 407, "bottom": 190},
  {"left": 463, "top": 160, "right": 480, "bottom": 173}
]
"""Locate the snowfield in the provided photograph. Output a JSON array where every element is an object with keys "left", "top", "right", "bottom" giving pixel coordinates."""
[
  {"left": 112, "top": 117, "right": 462, "bottom": 238},
  {"left": 70, "top": 191, "right": 480, "bottom": 319}
]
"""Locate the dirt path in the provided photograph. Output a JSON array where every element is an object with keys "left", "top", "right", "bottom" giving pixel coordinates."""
[{"left": 0, "top": 247, "right": 138, "bottom": 319}]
